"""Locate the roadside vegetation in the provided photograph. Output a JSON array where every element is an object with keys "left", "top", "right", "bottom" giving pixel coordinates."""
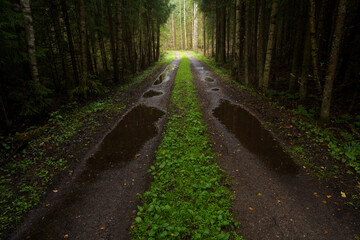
[
  {"left": 0, "top": 52, "right": 175, "bottom": 238},
  {"left": 189, "top": 51, "right": 360, "bottom": 210},
  {"left": 130, "top": 53, "right": 242, "bottom": 239}
]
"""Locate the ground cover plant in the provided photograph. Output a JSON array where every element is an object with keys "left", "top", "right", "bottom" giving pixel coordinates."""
[
  {"left": 0, "top": 52, "right": 175, "bottom": 238},
  {"left": 130, "top": 53, "right": 242, "bottom": 240}
]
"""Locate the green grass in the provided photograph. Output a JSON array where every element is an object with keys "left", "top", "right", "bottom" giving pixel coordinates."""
[
  {"left": 130, "top": 52, "right": 242, "bottom": 240},
  {"left": 0, "top": 52, "right": 175, "bottom": 238}
]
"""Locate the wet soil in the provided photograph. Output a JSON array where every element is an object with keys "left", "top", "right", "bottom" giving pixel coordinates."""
[
  {"left": 10, "top": 54, "right": 180, "bottom": 240},
  {"left": 143, "top": 90, "right": 163, "bottom": 98},
  {"left": 153, "top": 65, "right": 177, "bottom": 85},
  {"left": 186, "top": 52, "right": 360, "bottom": 239}
]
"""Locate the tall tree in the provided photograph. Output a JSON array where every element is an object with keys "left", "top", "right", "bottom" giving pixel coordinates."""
[
  {"left": 320, "top": 0, "right": 347, "bottom": 122},
  {"left": 309, "top": 0, "right": 322, "bottom": 93},
  {"left": 184, "top": 0, "right": 186, "bottom": 49},
  {"left": 115, "top": 0, "right": 124, "bottom": 82},
  {"left": 20, "top": 0, "right": 39, "bottom": 83},
  {"left": 262, "top": 0, "right": 279, "bottom": 91},
  {"left": 193, "top": 1, "right": 198, "bottom": 52},
  {"left": 79, "top": 0, "right": 87, "bottom": 98}
]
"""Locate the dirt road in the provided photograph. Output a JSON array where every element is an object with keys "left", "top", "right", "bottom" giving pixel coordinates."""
[
  {"left": 11, "top": 54, "right": 180, "bottom": 240},
  {"left": 186, "top": 52, "right": 360, "bottom": 240}
]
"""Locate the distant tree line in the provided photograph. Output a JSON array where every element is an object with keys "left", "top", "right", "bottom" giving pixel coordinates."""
[
  {"left": 0, "top": 0, "right": 172, "bottom": 132},
  {"left": 166, "top": 0, "right": 359, "bottom": 123}
]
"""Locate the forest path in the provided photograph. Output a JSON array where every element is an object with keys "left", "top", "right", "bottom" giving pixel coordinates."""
[
  {"left": 186, "top": 52, "right": 360, "bottom": 240},
  {"left": 11, "top": 53, "right": 180, "bottom": 240}
]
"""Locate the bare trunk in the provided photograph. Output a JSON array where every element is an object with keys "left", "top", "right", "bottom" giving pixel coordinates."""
[
  {"left": 172, "top": 13, "right": 176, "bottom": 49},
  {"left": 193, "top": 2, "right": 198, "bottom": 52},
  {"left": 320, "top": 0, "right": 347, "bottom": 122},
  {"left": 116, "top": 0, "right": 124, "bottom": 82},
  {"left": 262, "top": 0, "right": 279, "bottom": 91},
  {"left": 309, "top": 0, "right": 322, "bottom": 93},
  {"left": 60, "top": 0, "right": 79, "bottom": 86},
  {"left": 184, "top": 0, "right": 186, "bottom": 49},
  {"left": 203, "top": 15, "right": 206, "bottom": 55},
  {"left": 179, "top": 0, "right": 183, "bottom": 50},
  {"left": 107, "top": 4, "right": 118, "bottom": 82},
  {"left": 79, "top": 0, "right": 87, "bottom": 98},
  {"left": 300, "top": 29, "right": 311, "bottom": 101},
  {"left": 257, "top": 0, "right": 265, "bottom": 88},
  {"left": 244, "top": 3, "right": 250, "bottom": 85},
  {"left": 20, "top": 0, "right": 39, "bottom": 83}
]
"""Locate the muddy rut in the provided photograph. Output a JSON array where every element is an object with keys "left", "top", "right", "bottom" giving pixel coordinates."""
[
  {"left": 11, "top": 52, "right": 360, "bottom": 240},
  {"left": 11, "top": 54, "right": 180, "bottom": 240},
  {"left": 186, "top": 52, "right": 360, "bottom": 240}
]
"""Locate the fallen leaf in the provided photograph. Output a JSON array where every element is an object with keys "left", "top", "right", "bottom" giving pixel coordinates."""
[
  {"left": 53, "top": 190, "right": 58, "bottom": 193},
  {"left": 64, "top": 234, "right": 69, "bottom": 238},
  {"left": 277, "top": 200, "right": 281, "bottom": 203},
  {"left": 100, "top": 227, "right": 104, "bottom": 230},
  {"left": 281, "top": 196, "right": 285, "bottom": 199},
  {"left": 341, "top": 192, "right": 346, "bottom": 198},
  {"left": 257, "top": 193, "right": 262, "bottom": 197},
  {"left": 322, "top": 201, "right": 327, "bottom": 204},
  {"left": 45, "top": 203, "right": 51, "bottom": 208},
  {"left": 248, "top": 207, "right": 254, "bottom": 211},
  {"left": 326, "top": 195, "right": 332, "bottom": 199}
]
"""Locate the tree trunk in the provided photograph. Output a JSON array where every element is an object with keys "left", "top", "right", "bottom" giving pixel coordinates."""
[
  {"left": 203, "top": 15, "right": 206, "bottom": 55},
  {"left": 184, "top": 0, "right": 186, "bottom": 49},
  {"left": 116, "top": 0, "right": 124, "bottom": 82},
  {"left": 98, "top": 32, "right": 108, "bottom": 71},
  {"left": 79, "top": 0, "right": 87, "bottom": 98},
  {"left": 156, "top": 20, "right": 160, "bottom": 61},
  {"left": 179, "top": 0, "right": 183, "bottom": 50},
  {"left": 244, "top": 2, "right": 250, "bottom": 86},
  {"left": 320, "top": 0, "right": 347, "bottom": 122},
  {"left": 20, "top": 0, "right": 39, "bottom": 83},
  {"left": 107, "top": 3, "right": 118, "bottom": 82},
  {"left": 172, "top": 13, "right": 176, "bottom": 49},
  {"left": 300, "top": 29, "right": 311, "bottom": 101},
  {"left": 232, "top": 0, "right": 236, "bottom": 75},
  {"left": 309, "top": 0, "right": 322, "bottom": 93},
  {"left": 262, "top": 0, "right": 279, "bottom": 91},
  {"left": 49, "top": 0, "right": 72, "bottom": 97},
  {"left": 60, "top": 0, "right": 79, "bottom": 86},
  {"left": 193, "top": 2, "right": 198, "bottom": 52},
  {"left": 257, "top": 0, "right": 265, "bottom": 88},
  {"left": 235, "top": 0, "right": 241, "bottom": 82}
]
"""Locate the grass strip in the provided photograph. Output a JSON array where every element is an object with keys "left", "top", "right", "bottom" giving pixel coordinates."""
[
  {"left": 131, "top": 52, "right": 242, "bottom": 240},
  {"left": 0, "top": 51, "right": 175, "bottom": 237}
]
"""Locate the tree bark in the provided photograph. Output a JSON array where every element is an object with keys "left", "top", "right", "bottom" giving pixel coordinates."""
[
  {"left": 184, "top": 0, "right": 186, "bottom": 49},
  {"left": 193, "top": 2, "right": 198, "bottom": 52},
  {"left": 257, "top": 0, "right": 265, "bottom": 88},
  {"left": 172, "top": 13, "right": 176, "bottom": 49},
  {"left": 116, "top": 0, "right": 124, "bottom": 82},
  {"left": 179, "top": 0, "right": 183, "bottom": 50},
  {"left": 262, "top": 0, "right": 279, "bottom": 91},
  {"left": 79, "top": 0, "right": 87, "bottom": 98},
  {"left": 320, "top": 0, "right": 347, "bottom": 122},
  {"left": 244, "top": 2, "right": 250, "bottom": 86},
  {"left": 20, "top": 0, "right": 39, "bottom": 83},
  {"left": 203, "top": 15, "right": 206, "bottom": 55},
  {"left": 300, "top": 29, "right": 311, "bottom": 101},
  {"left": 309, "top": 0, "right": 322, "bottom": 93},
  {"left": 60, "top": 0, "right": 79, "bottom": 86}
]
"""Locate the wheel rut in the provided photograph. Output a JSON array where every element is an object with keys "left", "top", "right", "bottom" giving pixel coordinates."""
[{"left": 186, "top": 52, "right": 360, "bottom": 240}]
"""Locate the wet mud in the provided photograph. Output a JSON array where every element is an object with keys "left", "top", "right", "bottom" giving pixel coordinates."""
[
  {"left": 11, "top": 53, "right": 181, "bottom": 240},
  {"left": 153, "top": 65, "right": 177, "bottom": 85},
  {"left": 211, "top": 88, "right": 220, "bottom": 92},
  {"left": 143, "top": 90, "right": 163, "bottom": 98},
  {"left": 18, "top": 105, "right": 164, "bottom": 239},
  {"left": 186, "top": 52, "right": 360, "bottom": 240},
  {"left": 205, "top": 77, "right": 215, "bottom": 83},
  {"left": 213, "top": 99, "right": 299, "bottom": 174}
]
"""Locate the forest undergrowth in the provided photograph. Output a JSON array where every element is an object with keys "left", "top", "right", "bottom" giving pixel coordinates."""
[
  {"left": 0, "top": 52, "right": 175, "bottom": 238},
  {"left": 189, "top": 51, "right": 360, "bottom": 211},
  {"left": 130, "top": 53, "right": 242, "bottom": 239}
]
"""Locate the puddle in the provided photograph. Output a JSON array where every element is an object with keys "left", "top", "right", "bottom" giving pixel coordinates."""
[
  {"left": 143, "top": 90, "right": 163, "bottom": 98},
  {"left": 213, "top": 100, "right": 299, "bottom": 174},
  {"left": 211, "top": 88, "right": 220, "bottom": 91},
  {"left": 154, "top": 65, "right": 176, "bottom": 85},
  {"left": 18, "top": 104, "right": 164, "bottom": 239},
  {"left": 205, "top": 77, "right": 215, "bottom": 83},
  {"left": 82, "top": 104, "right": 164, "bottom": 179}
]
